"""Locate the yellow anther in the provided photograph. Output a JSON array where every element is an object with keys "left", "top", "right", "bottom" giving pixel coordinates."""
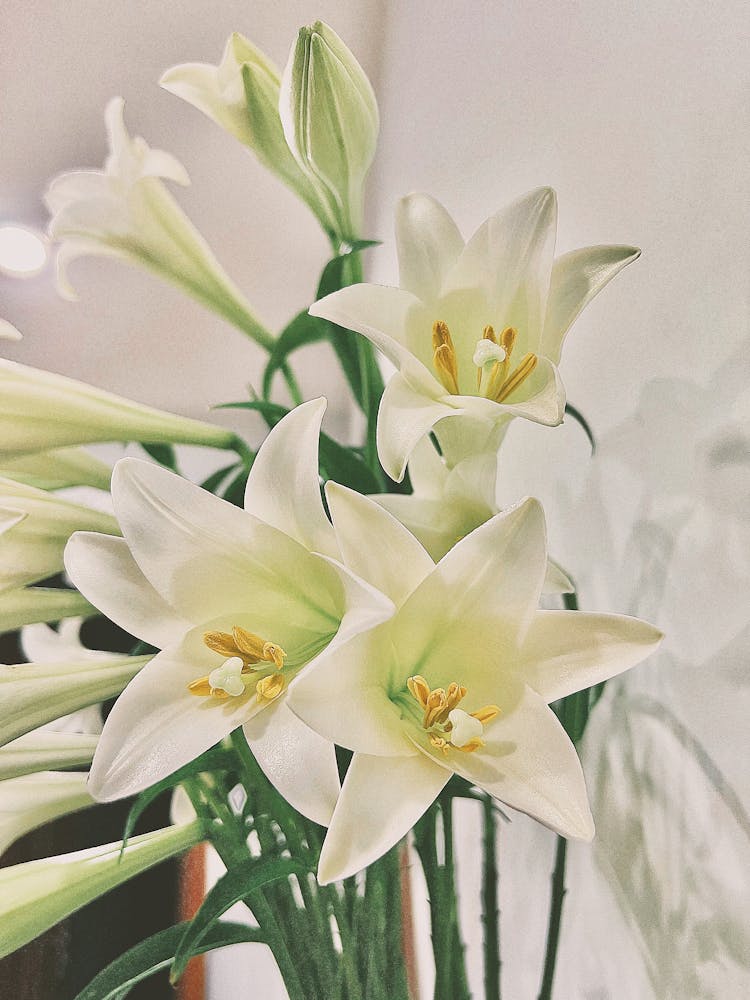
[
  {"left": 407, "top": 675, "right": 431, "bottom": 708},
  {"left": 434, "top": 682, "right": 467, "bottom": 724},
  {"left": 429, "top": 733, "right": 450, "bottom": 755},
  {"left": 187, "top": 676, "right": 213, "bottom": 697},
  {"left": 471, "top": 704, "right": 501, "bottom": 725},
  {"left": 455, "top": 737, "right": 485, "bottom": 753},
  {"left": 423, "top": 688, "right": 449, "bottom": 729},
  {"left": 499, "top": 326, "right": 517, "bottom": 355},
  {"left": 263, "top": 642, "right": 286, "bottom": 670},
  {"left": 432, "top": 320, "right": 460, "bottom": 394},
  {"left": 231, "top": 626, "right": 268, "bottom": 661},
  {"left": 256, "top": 674, "right": 285, "bottom": 702},
  {"left": 493, "top": 352, "right": 538, "bottom": 403},
  {"left": 203, "top": 627, "right": 286, "bottom": 670},
  {"left": 203, "top": 630, "right": 241, "bottom": 659}
]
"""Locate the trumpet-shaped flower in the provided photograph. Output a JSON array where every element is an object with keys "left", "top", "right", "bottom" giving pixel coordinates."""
[
  {"left": 0, "top": 477, "right": 119, "bottom": 591},
  {"left": 0, "top": 587, "right": 95, "bottom": 635},
  {"left": 0, "top": 654, "right": 148, "bottom": 749},
  {"left": 0, "top": 731, "right": 98, "bottom": 781},
  {"left": 45, "top": 98, "right": 272, "bottom": 349},
  {"left": 0, "top": 818, "right": 202, "bottom": 960},
  {"left": 0, "top": 357, "right": 236, "bottom": 460},
  {"left": 310, "top": 189, "right": 639, "bottom": 479},
  {"left": 65, "top": 399, "right": 393, "bottom": 825},
  {"left": 287, "top": 489, "right": 662, "bottom": 882},
  {"left": 161, "top": 33, "right": 330, "bottom": 232},
  {"left": 280, "top": 21, "right": 379, "bottom": 241},
  {"left": 0, "top": 772, "right": 96, "bottom": 856},
  {"left": 0, "top": 447, "right": 112, "bottom": 491}
]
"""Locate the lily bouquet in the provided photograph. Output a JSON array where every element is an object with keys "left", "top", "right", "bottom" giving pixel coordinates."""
[{"left": 0, "top": 20, "right": 663, "bottom": 1000}]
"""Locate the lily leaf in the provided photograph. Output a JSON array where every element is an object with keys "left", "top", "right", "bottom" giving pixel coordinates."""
[
  {"left": 564, "top": 402, "right": 596, "bottom": 453},
  {"left": 262, "top": 310, "right": 329, "bottom": 401},
  {"left": 73, "top": 920, "right": 266, "bottom": 1000},
  {"left": 200, "top": 462, "right": 241, "bottom": 495},
  {"left": 170, "top": 856, "right": 308, "bottom": 982},
  {"left": 140, "top": 442, "right": 179, "bottom": 471}
]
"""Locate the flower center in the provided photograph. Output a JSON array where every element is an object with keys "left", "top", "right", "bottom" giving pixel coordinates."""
[
  {"left": 431, "top": 320, "right": 538, "bottom": 402},
  {"left": 406, "top": 674, "right": 500, "bottom": 754},
  {"left": 188, "top": 626, "right": 288, "bottom": 703}
]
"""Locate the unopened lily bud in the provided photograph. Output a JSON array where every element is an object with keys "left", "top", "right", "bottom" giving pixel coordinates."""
[{"left": 280, "top": 21, "right": 379, "bottom": 242}]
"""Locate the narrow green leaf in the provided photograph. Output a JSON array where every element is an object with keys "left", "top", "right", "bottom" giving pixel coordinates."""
[
  {"left": 73, "top": 921, "right": 266, "bottom": 1000},
  {"left": 262, "top": 311, "right": 329, "bottom": 401},
  {"left": 565, "top": 402, "right": 596, "bottom": 453},
  {"left": 140, "top": 442, "right": 179, "bottom": 471},
  {"left": 222, "top": 466, "right": 250, "bottom": 507},
  {"left": 171, "top": 857, "right": 308, "bottom": 982},
  {"left": 201, "top": 462, "right": 241, "bottom": 495}
]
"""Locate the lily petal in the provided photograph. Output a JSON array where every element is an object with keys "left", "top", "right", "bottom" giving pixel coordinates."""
[
  {"left": 242, "top": 702, "right": 339, "bottom": 826},
  {"left": 543, "top": 559, "right": 574, "bottom": 595},
  {"left": 447, "top": 684, "right": 595, "bottom": 840},
  {"left": 541, "top": 245, "right": 641, "bottom": 364},
  {"left": 244, "top": 398, "right": 339, "bottom": 558},
  {"left": 518, "top": 610, "right": 663, "bottom": 703},
  {"left": 0, "top": 772, "right": 95, "bottom": 856},
  {"left": 396, "top": 193, "right": 464, "bottom": 303},
  {"left": 65, "top": 532, "right": 191, "bottom": 649},
  {"left": 325, "top": 482, "right": 434, "bottom": 606},
  {"left": 0, "top": 731, "right": 99, "bottom": 781},
  {"left": 377, "top": 373, "right": 459, "bottom": 482},
  {"left": 317, "top": 751, "right": 450, "bottom": 884}
]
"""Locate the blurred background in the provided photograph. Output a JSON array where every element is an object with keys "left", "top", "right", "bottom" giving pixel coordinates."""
[{"left": 2, "top": 1, "right": 748, "bottom": 997}]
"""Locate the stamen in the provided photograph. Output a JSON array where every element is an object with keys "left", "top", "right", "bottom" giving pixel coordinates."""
[
  {"left": 432, "top": 320, "right": 459, "bottom": 394},
  {"left": 263, "top": 642, "right": 286, "bottom": 670},
  {"left": 202, "top": 627, "right": 287, "bottom": 670},
  {"left": 203, "top": 630, "right": 242, "bottom": 659},
  {"left": 256, "top": 674, "right": 285, "bottom": 702},
  {"left": 407, "top": 675, "right": 431, "bottom": 708},
  {"left": 405, "top": 677, "right": 497, "bottom": 756},
  {"left": 493, "top": 352, "right": 538, "bottom": 403},
  {"left": 475, "top": 326, "right": 502, "bottom": 389},
  {"left": 471, "top": 705, "right": 501, "bottom": 725},
  {"left": 188, "top": 676, "right": 213, "bottom": 697},
  {"left": 455, "top": 737, "right": 484, "bottom": 754}
]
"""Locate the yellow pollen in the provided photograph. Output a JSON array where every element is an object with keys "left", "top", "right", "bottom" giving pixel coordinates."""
[
  {"left": 202, "top": 627, "right": 286, "bottom": 669},
  {"left": 407, "top": 674, "right": 431, "bottom": 707},
  {"left": 429, "top": 734, "right": 450, "bottom": 755},
  {"left": 187, "top": 676, "right": 213, "bottom": 697},
  {"left": 471, "top": 704, "right": 501, "bottom": 725},
  {"left": 256, "top": 674, "right": 285, "bottom": 702},
  {"left": 406, "top": 676, "right": 498, "bottom": 755},
  {"left": 432, "top": 320, "right": 459, "bottom": 394},
  {"left": 456, "top": 737, "right": 485, "bottom": 754},
  {"left": 492, "top": 352, "right": 538, "bottom": 403}
]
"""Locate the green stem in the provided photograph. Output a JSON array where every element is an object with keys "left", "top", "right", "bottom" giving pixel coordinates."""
[
  {"left": 481, "top": 794, "right": 501, "bottom": 999},
  {"left": 537, "top": 836, "right": 568, "bottom": 1000}
]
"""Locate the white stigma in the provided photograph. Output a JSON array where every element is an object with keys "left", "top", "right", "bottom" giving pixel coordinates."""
[
  {"left": 472, "top": 339, "right": 506, "bottom": 369},
  {"left": 208, "top": 656, "right": 246, "bottom": 697},
  {"left": 448, "top": 708, "right": 484, "bottom": 747}
]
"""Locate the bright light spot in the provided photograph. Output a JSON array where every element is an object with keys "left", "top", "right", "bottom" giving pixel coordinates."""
[{"left": 0, "top": 225, "right": 48, "bottom": 277}]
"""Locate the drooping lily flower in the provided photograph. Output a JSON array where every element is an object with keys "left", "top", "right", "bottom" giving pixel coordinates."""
[
  {"left": 0, "top": 731, "right": 98, "bottom": 781},
  {"left": 161, "top": 33, "right": 331, "bottom": 233},
  {"left": 0, "top": 357, "right": 236, "bottom": 460},
  {"left": 0, "top": 818, "right": 202, "bottom": 960},
  {"left": 45, "top": 98, "right": 272, "bottom": 349},
  {"left": 370, "top": 433, "right": 573, "bottom": 589},
  {"left": 0, "top": 587, "right": 95, "bottom": 635},
  {"left": 311, "top": 189, "right": 639, "bottom": 479},
  {"left": 287, "top": 489, "right": 662, "bottom": 882},
  {"left": 0, "top": 447, "right": 112, "bottom": 491},
  {"left": 65, "top": 399, "right": 393, "bottom": 825},
  {"left": 0, "top": 477, "right": 119, "bottom": 591},
  {"left": 0, "top": 772, "right": 96, "bottom": 856}
]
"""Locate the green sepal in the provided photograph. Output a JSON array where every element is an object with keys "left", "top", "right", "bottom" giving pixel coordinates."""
[
  {"left": 170, "top": 856, "right": 308, "bottom": 982},
  {"left": 73, "top": 920, "right": 266, "bottom": 1000}
]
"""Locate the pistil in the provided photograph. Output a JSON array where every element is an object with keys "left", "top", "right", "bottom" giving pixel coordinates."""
[
  {"left": 432, "top": 320, "right": 460, "bottom": 394},
  {"left": 188, "top": 626, "right": 287, "bottom": 700}
]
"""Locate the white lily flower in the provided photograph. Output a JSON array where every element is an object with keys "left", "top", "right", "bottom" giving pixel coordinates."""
[
  {"left": 0, "top": 654, "right": 149, "bottom": 749},
  {"left": 287, "top": 489, "right": 662, "bottom": 882},
  {"left": 0, "top": 587, "right": 95, "bottom": 635},
  {"left": 0, "top": 771, "right": 95, "bottom": 856},
  {"left": 161, "top": 34, "right": 329, "bottom": 231},
  {"left": 310, "top": 189, "right": 639, "bottom": 479},
  {"left": 0, "top": 447, "right": 112, "bottom": 491},
  {"left": 65, "top": 399, "right": 394, "bottom": 825},
  {"left": 45, "top": 98, "right": 272, "bottom": 349},
  {"left": 371, "top": 433, "right": 573, "bottom": 591},
  {"left": 0, "top": 731, "right": 98, "bottom": 781},
  {"left": 0, "top": 358, "right": 235, "bottom": 460},
  {"left": 0, "top": 478, "right": 119, "bottom": 592},
  {"left": 0, "top": 318, "right": 22, "bottom": 340},
  {"left": 0, "top": 818, "right": 202, "bottom": 960}
]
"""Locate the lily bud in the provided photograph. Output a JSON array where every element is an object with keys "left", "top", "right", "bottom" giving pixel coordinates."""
[
  {"left": 280, "top": 21, "right": 379, "bottom": 242},
  {"left": 0, "top": 447, "right": 112, "bottom": 491},
  {"left": 0, "top": 819, "right": 203, "bottom": 959},
  {"left": 0, "top": 731, "right": 98, "bottom": 781},
  {"left": 0, "top": 587, "right": 95, "bottom": 635},
  {"left": 0, "top": 772, "right": 95, "bottom": 856}
]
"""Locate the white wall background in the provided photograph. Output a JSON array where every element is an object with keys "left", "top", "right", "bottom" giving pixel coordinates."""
[{"left": 2, "top": 1, "right": 748, "bottom": 997}]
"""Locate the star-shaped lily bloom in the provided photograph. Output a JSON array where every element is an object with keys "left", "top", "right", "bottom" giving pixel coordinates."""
[
  {"left": 64, "top": 399, "right": 393, "bottom": 826},
  {"left": 310, "top": 188, "right": 639, "bottom": 479},
  {"left": 286, "top": 488, "right": 662, "bottom": 883}
]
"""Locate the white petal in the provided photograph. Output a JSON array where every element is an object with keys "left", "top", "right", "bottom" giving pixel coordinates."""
[
  {"left": 377, "top": 372, "right": 458, "bottom": 482},
  {"left": 287, "top": 626, "right": 415, "bottom": 758},
  {"left": 395, "top": 193, "right": 464, "bottom": 302},
  {"left": 310, "top": 284, "right": 438, "bottom": 391},
  {"left": 242, "top": 702, "right": 340, "bottom": 826},
  {"left": 111, "top": 457, "right": 339, "bottom": 631},
  {"left": 0, "top": 319, "right": 22, "bottom": 341},
  {"left": 325, "top": 482, "right": 434, "bottom": 606},
  {"left": 372, "top": 494, "right": 460, "bottom": 563},
  {"left": 404, "top": 434, "right": 450, "bottom": 497},
  {"left": 448, "top": 684, "right": 594, "bottom": 840},
  {"left": 88, "top": 634, "right": 253, "bottom": 800},
  {"left": 244, "top": 398, "right": 339, "bottom": 559},
  {"left": 461, "top": 355, "right": 566, "bottom": 427},
  {"left": 518, "top": 610, "right": 663, "bottom": 703},
  {"left": 65, "top": 532, "right": 190, "bottom": 649},
  {"left": 392, "top": 498, "right": 548, "bottom": 689},
  {"left": 0, "top": 772, "right": 95, "bottom": 856},
  {"left": 542, "top": 559, "right": 574, "bottom": 595},
  {"left": 317, "top": 751, "right": 450, "bottom": 883},
  {"left": 445, "top": 187, "right": 558, "bottom": 344},
  {"left": 318, "top": 556, "right": 396, "bottom": 648},
  {"left": 541, "top": 245, "right": 641, "bottom": 364}
]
